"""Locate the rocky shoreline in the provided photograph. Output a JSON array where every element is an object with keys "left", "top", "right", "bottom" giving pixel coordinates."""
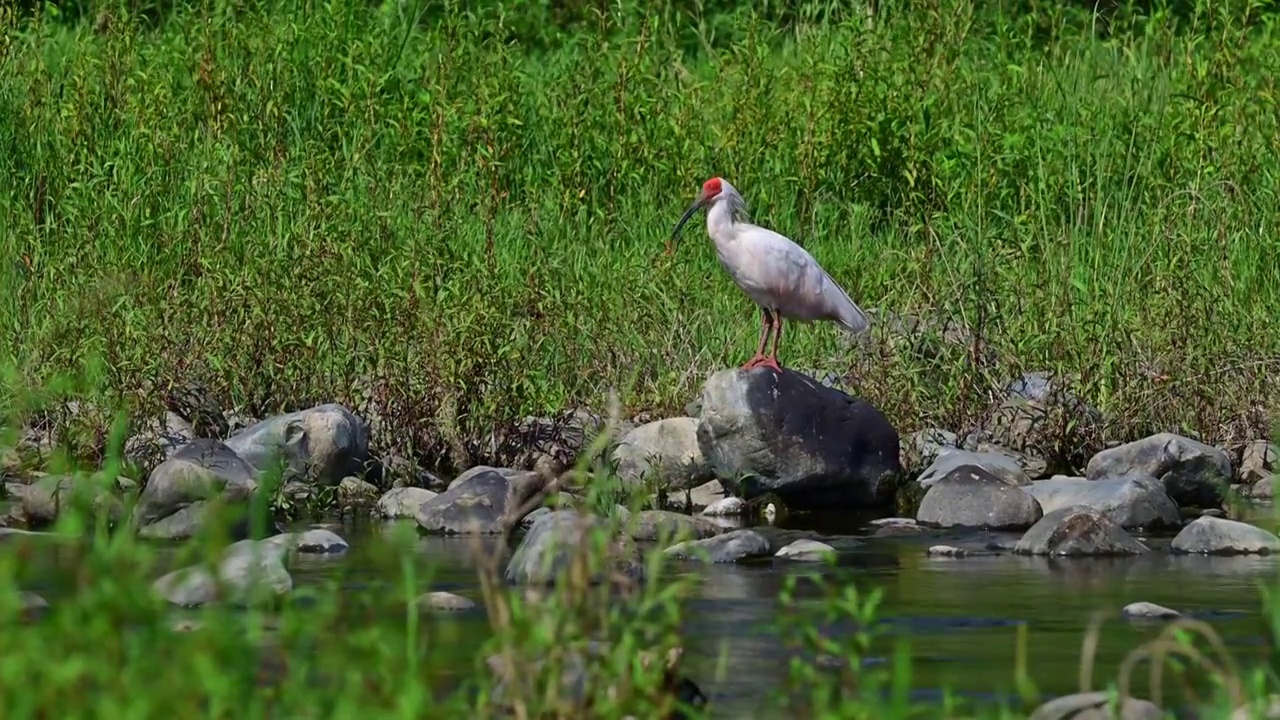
[{"left": 3, "top": 364, "right": 1279, "bottom": 718}]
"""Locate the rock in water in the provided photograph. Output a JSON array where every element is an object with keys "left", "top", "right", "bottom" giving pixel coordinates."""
[
  {"left": 1170, "top": 516, "right": 1280, "bottom": 555},
  {"left": 1029, "top": 691, "right": 1163, "bottom": 720},
  {"left": 504, "top": 510, "right": 644, "bottom": 586},
  {"left": 1086, "top": 432, "right": 1231, "bottom": 508},
  {"left": 1122, "top": 602, "right": 1180, "bottom": 620},
  {"left": 224, "top": 403, "right": 369, "bottom": 488},
  {"left": 377, "top": 487, "right": 439, "bottom": 519},
  {"left": 1023, "top": 474, "right": 1180, "bottom": 530},
  {"left": 153, "top": 538, "right": 292, "bottom": 607},
  {"left": 1240, "top": 440, "right": 1279, "bottom": 485},
  {"left": 696, "top": 368, "right": 900, "bottom": 510},
  {"left": 916, "top": 466, "right": 1042, "bottom": 530},
  {"left": 1014, "top": 507, "right": 1150, "bottom": 557},
  {"left": 611, "top": 417, "right": 715, "bottom": 490},
  {"left": 625, "top": 510, "right": 723, "bottom": 544},
  {"left": 417, "top": 467, "right": 550, "bottom": 535},
  {"left": 133, "top": 439, "right": 259, "bottom": 540},
  {"left": 775, "top": 539, "right": 836, "bottom": 561},
  {"left": 664, "top": 528, "right": 772, "bottom": 563}
]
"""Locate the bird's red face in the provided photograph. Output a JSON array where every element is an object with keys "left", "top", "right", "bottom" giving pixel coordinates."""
[{"left": 700, "top": 177, "right": 723, "bottom": 203}]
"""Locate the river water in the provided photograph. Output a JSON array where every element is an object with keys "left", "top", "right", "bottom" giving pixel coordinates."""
[{"left": 7, "top": 503, "right": 1279, "bottom": 718}]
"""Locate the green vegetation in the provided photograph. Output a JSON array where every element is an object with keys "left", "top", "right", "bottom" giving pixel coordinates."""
[
  {"left": 4, "top": 0, "right": 1280, "bottom": 472},
  {"left": 5, "top": 0, "right": 1280, "bottom": 717}
]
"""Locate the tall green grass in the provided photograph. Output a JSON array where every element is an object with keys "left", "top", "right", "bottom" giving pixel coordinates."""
[{"left": 2, "top": 0, "right": 1280, "bottom": 467}]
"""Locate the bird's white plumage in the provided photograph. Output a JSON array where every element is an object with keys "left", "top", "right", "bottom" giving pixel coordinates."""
[{"left": 704, "top": 180, "right": 869, "bottom": 334}]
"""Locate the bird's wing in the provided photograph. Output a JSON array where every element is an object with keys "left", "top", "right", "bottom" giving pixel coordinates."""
[{"left": 740, "top": 224, "right": 870, "bottom": 333}]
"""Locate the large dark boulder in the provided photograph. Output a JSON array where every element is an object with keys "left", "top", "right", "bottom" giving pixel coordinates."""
[
  {"left": 416, "top": 466, "right": 550, "bottom": 535},
  {"left": 695, "top": 368, "right": 901, "bottom": 510}
]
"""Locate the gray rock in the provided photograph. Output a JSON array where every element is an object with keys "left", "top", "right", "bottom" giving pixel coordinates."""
[
  {"left": 276, "top": 528, "right": 348, "bottom": 554},
  {"left": 871, "top": 517, "right": 926, "bottom": 536},
  {"left": 775, "top": 539, "right": 835, "bottom": 561},
  {"left": 1170, "top": 516, "right": 1280, "bottom": 555},
  {"left": 901, "top": 428, "right": 959, "bottom": 470},
  {"left": 1014, "top": 507, "right": 1150, "bottom": 556},
  {"left": 1022, "top": 474, "right": 1180, "bottom": 530},
  {"left": 446, "top": 465, "right": 521, "bottom": 491},
  {"left": 133, "top": 439, "right": 259, "bottom": 540},
  {"left": 1086, "top": 432, "right": 1231, "bottom": 508},
  {"left": 625, "top": 510, "right": 723, "bottom": 543},
  {"left": 504, "top": 510, "right": 644, "bottom": 586},
  {"left": 225, "top": 403, "right": 369, "bottom": 487},
  {"left": 1122, "top": 602, "right": 1180, "bottom": 620},
  {"left": 1251, "top": 476, "right": 1275, "bottom": 500},
  {"left": 123, "top": 411, "right": 195, "bottom": 473},
  {"left": 916, "top": 466, "right": 1042, "bottom": 530},
  {"left": 417, "top": 591, "right": 476, "bottom": 612},
  {"left": 696, "top": 368, "right": 901, "bottom": 510},
  {"left": 377, "top": 487, "right": 438, "bottom": 519},
  {"left": 664, "top": 528, "right": 772, "bottom": 563},
  {"left": 417, "top": 467, "right": 550, "bottom": 535},
  {"left": 337, "top": 476, "right": 379, "bottom": 508},
  {"left": 687, "top": 479, "right": 729, "bottom": 510},
  {"left": 918, "top": 448, "right": 1031, "bottom": 488},
  {"left": 702, "top": 496, "right": 746, "bottom": 516},
  {"left": 519, "top": 507, "right": 552, "bottom": 530},
  {"left": 1230, "top": 696, "right": 1280, "bottom": 720},
  {"left": 1029, "top": 691, "right": 1163, "bottom": 720},
  {"left": 15, "top": 591, "right": 47, "bottom": 617},
  {"left": 611, "top": 417, "right": 715, "bottom": 490},
  {"left": 926, "top": 545, "right": 973, "bottom": 557},
  {"left": 153, "top": 539, "right": 292, "bottom": 606},
  {"left": 20, "top": 474, "right": 122, "bottom": 528},
  {"left": 1241, "top": 440, "right": 1279, "bottom": 485}
]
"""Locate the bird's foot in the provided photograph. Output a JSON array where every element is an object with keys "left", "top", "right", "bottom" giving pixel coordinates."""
[{"left": 741, "top": 354, "right": 783, "bottom": 373}]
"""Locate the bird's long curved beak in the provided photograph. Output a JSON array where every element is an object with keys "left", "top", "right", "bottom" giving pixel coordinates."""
[{"left": 667, "top": 196, "right": 707, "bottom": 255}]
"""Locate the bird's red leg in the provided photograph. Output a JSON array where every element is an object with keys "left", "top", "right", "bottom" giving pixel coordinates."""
[
  {"left": 758, "top": 310, "right": 783, "bottom": 372},
  {"left": 741, "top": 308, "right": 774, "bottom": 370}
]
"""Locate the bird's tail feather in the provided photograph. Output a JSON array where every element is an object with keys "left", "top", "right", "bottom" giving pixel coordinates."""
[{"left": 826, "top": 273, "right": 871, "bottom": 334}]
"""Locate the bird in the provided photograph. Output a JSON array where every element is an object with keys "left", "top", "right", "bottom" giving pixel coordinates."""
[{"left": 669, "top": 176, "right": 871, "bottom": 373}]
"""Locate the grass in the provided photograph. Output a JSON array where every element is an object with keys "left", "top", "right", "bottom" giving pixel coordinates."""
[
  {"left": 3, "top": 0, "right": 1280, "bottom": 476},
  {"left": 5, "top": 0, "right": 1280, "bottom": 716}
]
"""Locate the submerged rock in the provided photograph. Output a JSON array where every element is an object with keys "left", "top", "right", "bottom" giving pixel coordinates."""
[
  {"left": 1014, "top": 507, "right": 1149, "bottom": 557},
  {"left": 153, "top": 538, "right": 292, "bottom": 607},
  {"left": 625, "top": 510, "right": 723, "bottom": 544},
  {"left": 775, "top": 539, "right": 835, "bottom": 562},
  {"left": 664, "top": 528, "right": 772, "bottom": 563},
  {"left": 696, "top": 367, "right": 901, "bottom": 510},
  {"left": 917, "top": 448, "right": 1031, "bottom": 488},
  {"left": 611, "top": 417, "right": 715, "bottom": 490},
  {"left": 1022, "top": 474, "right": 1180, "bottom": 530},
  {"left": 416, "top": 467, "right": 550, "bottom": 535},
  {"left": 504, "top": 510, "right": 644, "bottom": 587},
  {"left": 1086, "top": 432, "right": 1231, "bottom": 509},
  {"left": 1122, "top": 602, "right": 1180, "bottom": 620},
  {"left": 133, "top": 439, "right": 259, "bottom": 540},
  {"left": 270, "top": 528, "right": 348, "bottom": 554},
  {"left": 1170, "top": 516, "right": 1280, "bottom": 555},
  {"left": 225, "top": 403, "right": 369, "bottom": 488},
  {"left": 416, "top": 591, "right": 477, "bottom": 612},
  {"left": 915, "top": 466, "right": 1042, "bottom": 530},
  {"left": 1029, "top": 691, "right": 1162, "bottom": 720}
]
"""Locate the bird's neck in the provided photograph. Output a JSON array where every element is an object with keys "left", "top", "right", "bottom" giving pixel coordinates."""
[{"left": 706, "top": 197, "right": 737, "bottom": 246}]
